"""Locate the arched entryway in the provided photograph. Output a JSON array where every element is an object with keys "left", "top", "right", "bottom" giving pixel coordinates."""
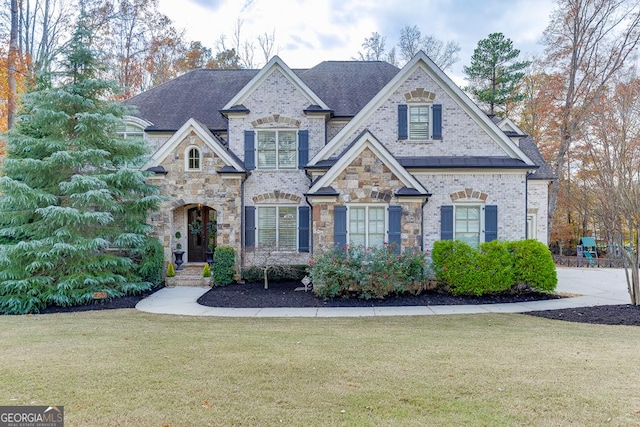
[{"left": 187, "top": 205, "right": 217, "bottom": 262}]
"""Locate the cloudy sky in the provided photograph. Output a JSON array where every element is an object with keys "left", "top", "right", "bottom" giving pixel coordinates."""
[{"left": 156, "top": 0, "right": 557, "bottom": 86}]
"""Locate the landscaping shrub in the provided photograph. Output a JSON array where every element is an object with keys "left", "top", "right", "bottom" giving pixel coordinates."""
[
  {"left": 212, "top": 246, "right": 235, "bottom": 286},
  {"left": 431, "top": 239, "right": 558, "bottom": 296},
  {"left": 475, "top": 240, "right": 514, "bottom": 294},
  {"left": 508, "top": 239, "right": 557, "bottom": 292},
  {"left": 431, "top": 240, "right": 478, "bottom": 295},
  {"left": 202, "top": 263, "right": 211, "bottom": 278},
  {"left": 309, "top": 245, "right": 430, "bottom": 299},
  {"left": 166, "top": 262, "right": 176, "bottom": 278}
]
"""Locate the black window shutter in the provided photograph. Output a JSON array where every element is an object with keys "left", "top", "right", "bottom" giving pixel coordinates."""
[
  {"left": 485, "top": 205, "right": 498, "bottom": 242},
  {"left": 298, "top": 206, "right": 310, "bottom": 252},
  {"left": 398, "top": 104, "right": 408, "bottom": 140},
  {"left": 432, "top": 104, "right": 442, "bottom": 140},
  {"left": 298, "top": 130, "right": 309, "bottom": 169},
  {"left": 245, "top": 206, "right": 256, "bottom": 248},
  {"left": 388, "top": 205, "right": 402, "bottom": 253},
  {"left": 334, "top": 206, "right": 347, "bottom": 248},
  {"left": 441, "top": 205, "right": 454, "bottom": 240},
  {"left": 244, "top": 130, "right": 255, "bottom": 170}
]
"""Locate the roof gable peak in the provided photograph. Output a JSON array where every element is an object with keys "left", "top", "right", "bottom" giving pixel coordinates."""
[{"left": 222, "top": 56, "right": 329, "bottom": 111}]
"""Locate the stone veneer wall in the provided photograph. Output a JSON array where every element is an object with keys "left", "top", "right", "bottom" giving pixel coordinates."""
[
  {"left": 148, "top": 132, "right": 243, "bottom": 273},
  {"left": 311, "top": 148, "right": 423, "bottom": 253}
]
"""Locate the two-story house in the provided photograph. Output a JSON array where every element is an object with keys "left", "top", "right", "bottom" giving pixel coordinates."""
[{"left": 123, "top": 51, "right": 553, "bottom": 276}]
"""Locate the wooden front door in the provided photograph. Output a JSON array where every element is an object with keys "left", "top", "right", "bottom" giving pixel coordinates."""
[{"left": 187, "top": 206, "right": 216, "bottom": 262}]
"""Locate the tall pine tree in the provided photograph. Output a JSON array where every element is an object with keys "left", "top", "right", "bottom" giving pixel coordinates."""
[
  {"left": 0, "top": 17, "right": 162, "bottom": 314},
  {"left": 463, "top": 32, "right": 530, "bottom": 117}
]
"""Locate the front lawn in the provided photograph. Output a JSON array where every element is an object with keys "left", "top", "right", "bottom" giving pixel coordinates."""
[{"left": 1, "top": 310, "right": 639, "bottom": 426}]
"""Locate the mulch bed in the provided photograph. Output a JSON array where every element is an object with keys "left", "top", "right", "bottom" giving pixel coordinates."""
[{"left": 31, "top": 281, "right": 640, "bottom": 326}]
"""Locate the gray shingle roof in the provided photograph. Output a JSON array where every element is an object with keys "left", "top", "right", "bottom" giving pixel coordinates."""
[
  {"left": 124, "top": 61, "right": 400, "bottom": 131},
  {"left": 518, "top": 136, "right": 555, "bottom": 180},
  {"left": 124, "top": 69, "right": 258, "bottom": 131},
  {"left": 297, "top": 61, "right": 400, "bottom": 117}
]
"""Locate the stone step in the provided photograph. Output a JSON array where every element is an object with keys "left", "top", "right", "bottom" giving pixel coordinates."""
[{"left": 167, "top": 264, "right": 212, "bottom": 287}]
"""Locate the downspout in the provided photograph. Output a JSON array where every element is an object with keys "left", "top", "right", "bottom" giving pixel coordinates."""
[
  {"left": 240, "top": 172, "right": 249, "bottom": 280},
  {"left": 525, "top": 172, "right": 531, "bottom": 239}
]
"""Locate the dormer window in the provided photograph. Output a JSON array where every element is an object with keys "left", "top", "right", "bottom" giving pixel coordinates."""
[{"left": 186, "top": 147, "right": 201, "bottom": 171}]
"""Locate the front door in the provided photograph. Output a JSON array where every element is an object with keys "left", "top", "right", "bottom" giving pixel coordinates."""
[{"left": 187, "top": 206, "right": 216, "bottom": 262}]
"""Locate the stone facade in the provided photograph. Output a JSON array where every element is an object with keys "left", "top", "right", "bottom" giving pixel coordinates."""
[
  {"left": 136, "top": 53, "right": 551, "bottom": 279},
  {"left": 148, "top": 132, "right": 243, "bottom": 272}
]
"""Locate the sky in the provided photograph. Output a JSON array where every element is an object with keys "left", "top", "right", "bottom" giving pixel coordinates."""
[{"left": 156, "top": 0, "right": 558, "bottom": 86}]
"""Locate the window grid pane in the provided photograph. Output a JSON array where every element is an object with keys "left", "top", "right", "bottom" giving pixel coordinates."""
[
  {"left": 409, "top": 106, "right": 429, "bottom": 139},
  {"left": 257, "top": 130, "right": 297, "bottom": 169},
  {"left": 258, "top": 207, "right": 277, "bottom": 248},
  {"left": 188, "top": 148, "right": 200, "bottom": 170},
  {"left": 257, "top": 131, "right": 277, "bottom": 168},
  {"left": 369, "top": 207, "right": 385, "bottom": 246},
  {"left": 278, "top": 131, "right": 297, "bottom": 169},
  {"left": 455, "top": 206, "right": 480, "bottom": 247},
  {"left": 278, "top": 207, "right": 297, "bottom": 250},
  {"left": 349, "top": 207, "right": 366, "bottom": 246}
]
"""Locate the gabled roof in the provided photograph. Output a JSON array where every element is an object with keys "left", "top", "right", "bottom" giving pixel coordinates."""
[
  {"left": 124, "top": 69, "right": 258, "bottom": 132},
  {"left": 141, "top": 118, "right": 245, "bottom": 172},
  {"left": 123, "top": 61, "right": 400, "bottom": 132},
  {"left": 307, "top": 130, "right": 429, "bottom": 196},
  {"left": 308, "top": 51, "right": 536, "bottom": 167},
  {"left": 299, "top": 61, "right": 400, "bottom": 117},
  {"left": 221, "top": 56, "right": 330, "bottom": 112}
]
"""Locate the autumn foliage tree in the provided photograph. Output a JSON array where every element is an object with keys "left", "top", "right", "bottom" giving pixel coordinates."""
[{"left": 541, "top": 0, "right": 640, "bottom": 242}]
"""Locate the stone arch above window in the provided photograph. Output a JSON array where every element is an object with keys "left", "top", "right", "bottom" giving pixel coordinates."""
[
  {"left": 404, "top": 88, "right": 436, "bottom": 103},
  {"left": 251, "top": 114, "right": 301, "bottom": 128},
  {"left": 185, "top": 146, "right": 201, "bottom": 171},
  {"left": 450, "top": 188, "right": 488, "bottom": 202},
  {"left": 253, "top": 191, "right": 302, "bottom": 204}
]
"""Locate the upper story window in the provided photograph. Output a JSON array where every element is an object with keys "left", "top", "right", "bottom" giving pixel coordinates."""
[
  {"left": 398, "top": 104, "right": 442, "bottom": 141},
  {"left": 257, "top": 130, "right": 297, "bottom": 169},
  {"left": 116, "top": 118, "right": 149, "bottom": 168},
  {"left": 186, "top": 147, "right": 201, "bottom": 171},
  {"left": 409, "top": 106, "right": 430, "bottom": 140}
]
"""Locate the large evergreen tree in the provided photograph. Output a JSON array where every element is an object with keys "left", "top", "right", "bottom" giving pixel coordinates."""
[
  {"left": 463, "top": 32, "right": 530, "bottom": 116},
  {"left": 0, "top": 17, "right": 162, "bottom": 314}
]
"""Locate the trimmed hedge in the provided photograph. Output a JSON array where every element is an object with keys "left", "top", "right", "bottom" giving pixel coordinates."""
[
  {"left": 212, "top": 246, "right": 235, "bottom": 286},
  {"left": 508, "top": 239, "right": 557, "bottom": 292},
  {"left": 431, "top": 239, "right": 557, "bottom": 295}
]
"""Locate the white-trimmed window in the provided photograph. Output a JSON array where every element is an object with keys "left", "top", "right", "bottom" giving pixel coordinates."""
[
  {"left": 348, "top": 206, "right": 386, "bottom": 247},
  {"left": 257, "top": 130, "right": 297, "bottom": 169},
  {"left": 186, "top": 147, "right": 201, "bottom": 171},
  {"left": 409, "top": 105, "right": 430, "bottom": 140},
  {"left": 455, "top": 205, "right": 481, "bottom": 247},
  {"left": 257, "top": 206, "right": 297, "bottom": 250}
]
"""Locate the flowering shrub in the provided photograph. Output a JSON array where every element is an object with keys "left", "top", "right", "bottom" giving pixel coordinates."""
[{"left": 309, "top": 244, "right": 431, "bottom": 299}]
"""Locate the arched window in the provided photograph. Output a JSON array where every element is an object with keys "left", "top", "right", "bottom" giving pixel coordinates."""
[{"left": 186, "top": 147, "right": 201, "bottom": 171}]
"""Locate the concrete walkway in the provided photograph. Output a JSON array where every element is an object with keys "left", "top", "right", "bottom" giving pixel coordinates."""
[{"left": 135, "top": 267, "right": 632, "bottom": 317}]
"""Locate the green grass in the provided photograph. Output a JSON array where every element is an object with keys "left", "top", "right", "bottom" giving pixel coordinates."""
[{"left": 2, "top": 310, "right": 640, "bottom": 426}]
